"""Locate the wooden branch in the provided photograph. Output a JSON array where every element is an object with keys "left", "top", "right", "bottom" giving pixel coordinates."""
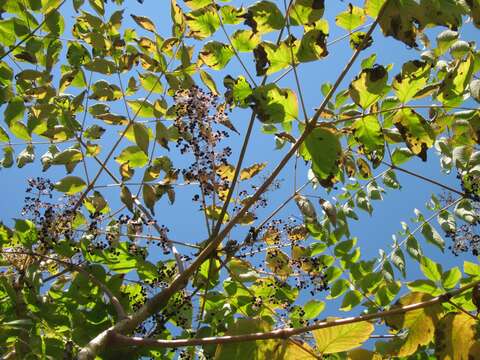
[{"left": 107, "top": 279, "right": 479, "bottom": 349}]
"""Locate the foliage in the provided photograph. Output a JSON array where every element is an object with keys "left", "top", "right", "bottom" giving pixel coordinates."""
[{"left": 0, "top": 0, "right": 479, "bottom": 359}]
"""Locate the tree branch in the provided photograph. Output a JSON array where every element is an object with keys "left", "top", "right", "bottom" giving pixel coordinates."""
[{"left": 106, "top": 279, "right": 479, "bottom": 349}]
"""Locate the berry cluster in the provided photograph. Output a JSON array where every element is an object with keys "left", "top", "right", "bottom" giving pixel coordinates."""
[{"left": 174, "top": 86, "right": 233, "bottom": 202}]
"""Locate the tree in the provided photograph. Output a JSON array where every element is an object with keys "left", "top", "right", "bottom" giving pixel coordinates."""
[{"left": 0, "top": 0, "right": 480, "bottom": 358}]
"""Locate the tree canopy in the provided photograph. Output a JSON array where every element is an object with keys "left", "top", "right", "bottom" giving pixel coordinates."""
[{"left": 1, "top": 0, "right": 480, "bottom": 359}]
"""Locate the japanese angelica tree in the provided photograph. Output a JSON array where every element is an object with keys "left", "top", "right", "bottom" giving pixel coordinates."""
[{"left": 0, "top": 0, "right": 480, "bottom": 359}]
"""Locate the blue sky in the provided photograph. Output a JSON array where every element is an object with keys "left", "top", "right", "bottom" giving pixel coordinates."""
[{"left": 1, "top": 0, "right": 479, "bottom": 338}]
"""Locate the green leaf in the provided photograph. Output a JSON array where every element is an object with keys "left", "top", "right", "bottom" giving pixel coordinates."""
[
  {"left": 441, "top": 267, "right": 461, "bottom": 289},
  {"left": 392, "top": 60, "right": 431, "bottom": 103},
  {"left": 199, "top": 69, "right": 218, "bottom": 95},
  {"left": 224, "top": 75, "right": 253, "bottom": 108},
  {"left": 132, "top": 122, "right": 150, "bottom": 155},
  {"left": 296, "top": 29, "right": 329, "bottom": 63},
  {"left": 290, "top": 0, "right": 325, "bottom": 26},
  {"left": 421, "top": 223, "right": 445, "bottom": 252},
  {"left": 420, "top": 256, "right": 442, "bottom": 282},
  {"left": 244, "top": 1, "right": 284, "bottom": 34},
  {"left": 115, "top": 145, "right": 149, "bottom": 168},
  {"left": 407, "top": 279, "right": 439, "bottom": 294},
  {"left": 349, "top": 65, "right": 389, "bottom": 109},
  {"left": 139, "top": 72, "right": 163, "bottom": 94},
  {"left": 127, "top": 99, "right": 155, "bottom": 118},
  {"left": 304, "top": 300, "right": 325, "bottom": 319},
  {"left": 352, "top": 115, "right": 384, "bottom": 164},
  {"left": 365, "top": 0, "right": 386, "bottom": 18},
  {"left": 54, "top": 176, "right": 87, "bottom": 195},
  {"left": 329, "top": 278, "right": 350, "bottom": 299},
  {"left": 340, "top": 290, "right": 363, "bottom": 311},
  {"left": 335, "top": 4, "right": 366, "bottom": 31},
  {"left": 464, "top": 261, "right": 480, "bottom": 277},
  {"left": 437, "top": 54, "right": 474, "bottom": 106},
  {"left": 231, "top": 30, "right": 261, "bottom": 52},
  {"left": 199, "top": 41, "right": 234, "bottom": 70},
  {"left": 304, "top": 127, "right": 342, "bottom": 186},
  {"left": 313, "top": 320, "right": 374, "bottom": 354},
  {"left": 248, "top": 83, "right": 298, "bottom": 124},
  {"left": 84, "top": 57, "right": 116, "bottom": 74},
  {"left": 185, "top": 6, "right": 220, "bottom": 39}
]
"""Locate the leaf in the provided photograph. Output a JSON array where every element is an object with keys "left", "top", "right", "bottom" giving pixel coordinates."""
[
  {"left": 393, "top": 108, "right": 435, "bottom": 161},
  {"left": 231, "top": 30, "right": 261, "bottom": 52},
  {"left": 313, "top": 321, "right": 374, "bottom": 354},
  {"left": 266, "top": 248, "right": 292, "bottom": 278},
  {"left": 407, "top": 279, "right": 439, "bottom": 294},
  {"left": 115, "top": 145, "right": 149, "bottom": 168},
  {"left": 88, "top": 0, "right": 104, "bottom": 15},
  {"left": 335, "top": 4, "right": 365, "bottom": 31},
  {"left": 304, "top": 300, "right": 325, "bottom": 319},
  {"left": 185, "top": 6, "right": 220, "bottom": 39},
  {"left": 54, "top": 176, "right": 87, "bottom": 195},
  {"left": 132, "top": 122, "right": 150, "bottom": 155},
  {"left": 130, "top": 14, "right": 156, "bottom": 32},
  {"left": 348, "top": 349, "right": 382, "bottom": 360},
  {"left": 421, "top": 223, "right": 445, "bottom": 252},
  {"left": 349, "top": 65, "right": 389, "bottom": 109},
  {"left": 244, "top": 1, "right": 284, "bottom": 34},
  {"left": 199, "top": 41, "right": 234, "bottom": 70},
  {"left": 248, "top": 83, "right": 298, "bottom": 124},
  {"left": 224, "top": 75, "right": 253, "bottom": 108},
  {"left": 383, "top": 292, "right": 443, "bottom": 357},
  {"left": 304, "top": 127, "right": 342, "bottom": 186},
  {"left": 352, "top": 115, "right": 384, "bottom": 165},
  {"left": 240, "top": 163, "right": 267, "bottom": 180},
  {"left": 290, "top": 0, "right": 325, "bottom": 26},
  {"left": 139, "top": 72, "right": 163, "bottom": 94},
  {"left": 340, "top": 290, "right": 363, "bottom": 311},
  {"left": 364, "top": 0, "right": 386, "bottom": 18},
  {"left": 199, "top": 69, "right": 218, "bottom": 95},
  {"left": 441, "top": 267, "right": 461, "bottom": 289},
  {"left": 420, "top": 256, "right": 442, "bottom": 282},
  {"left": 84, "top": 57, "right": 116, "bottom": 74},
  {"left": 205, "top": 205, "right": 229, "bottom": 223},
  {"left": 215, "top": 318, "right": 313, "bottom": 360},
  {"left": 296, "top": 29, "right": 329, "bottom": 63},
  {"left": 127, "top": 99, "right": 155, "bottom": 118},
  {"left": 435, "top": 313, "right": 480, "bottom": 360},
  {"left": 437, "top": 54, "right": 474, "bottom": 106},
  {"left": 392, "top": 60, "right": 431, "bottom": 103}
]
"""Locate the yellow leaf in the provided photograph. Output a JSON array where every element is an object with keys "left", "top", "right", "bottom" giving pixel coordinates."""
[
  {"left": 435, "top": 312, "right": 480, "bottom": 360},
  {"left": 205, "top": 205, "right": 229, "bottom": 223},
  {"left": 216, "top": 163, "right": 235, "bottom": 182},
  {"left": 266, "top": 248, "right": 292, "bottom": 279},
  {"left": 348, "top": 349, "right": 382, "bottom": 360},
  {"left": 313, "top": 320, "right": 374, "bottom": 354},
  {"left": 131, "top": 14, "right": 157, "bottom": 32},
  {"left": 240, "top": 162, "right": 267, "bottom": 180},
  {"left": 383, "top": 292, "right": 443, "bottom": 357},
  {"left": 263, "top": 227, "right": 281, "bottom": 245}
]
